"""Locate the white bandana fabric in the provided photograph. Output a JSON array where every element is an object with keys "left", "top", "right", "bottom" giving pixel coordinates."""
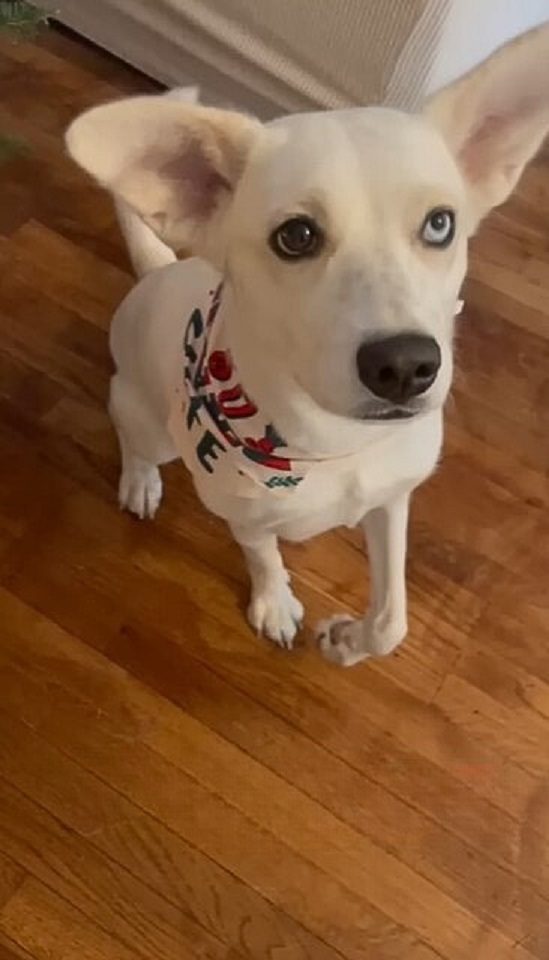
[{"left": 168, "top": 285, "right": 320, "bottom": 498}]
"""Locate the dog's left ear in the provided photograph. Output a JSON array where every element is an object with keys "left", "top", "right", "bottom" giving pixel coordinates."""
[
  {"left": 424, "top": 23, "right": 549, "bottom": 230},
  {"left": 66, "top": 97, "right": 262, "bottom": 261}
]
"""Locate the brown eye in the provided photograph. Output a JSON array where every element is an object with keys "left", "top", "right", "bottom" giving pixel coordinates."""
[
  {"left": 421, "top": 208, "right": 455, "bottom": 248},
  {"left": 270, "top": 216, "right": 323, "bottom": 260}
]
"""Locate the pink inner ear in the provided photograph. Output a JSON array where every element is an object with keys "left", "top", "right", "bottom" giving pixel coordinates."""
[
  {"left": 158, "top": 138, "right": 232, "bottom": 219},
  {"left": 459, "top": 93, "right": 543, "bottom": 183},
  {"left": 459, "top": 111, "right": 509, "bottom": 182}
]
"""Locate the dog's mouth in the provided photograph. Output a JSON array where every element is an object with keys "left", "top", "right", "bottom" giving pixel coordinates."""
[{"left": 360, "top": 406, "right": 418, "bottom": 422}]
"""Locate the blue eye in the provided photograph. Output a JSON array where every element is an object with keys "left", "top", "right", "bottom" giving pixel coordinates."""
[{"left": 421, "top": 208, "right": 455, "bottom": 248}]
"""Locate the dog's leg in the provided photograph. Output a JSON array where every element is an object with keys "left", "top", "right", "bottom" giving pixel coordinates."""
[
  {"left": 116, "top": 432, "right": 164, "bottom": 520},
  {"left": 110, "top": 374, "right": 176, "bottom": 520},
  {"left": 317, "top": 494, "right": 409, "bottom": 667},
  {"left": 231, "top": 524, "right": 304, "bottom": 649}
]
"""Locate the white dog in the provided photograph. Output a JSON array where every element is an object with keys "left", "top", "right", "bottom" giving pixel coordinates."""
[{"left": 66, "top": 26, "right": 549, "bottom": 666}]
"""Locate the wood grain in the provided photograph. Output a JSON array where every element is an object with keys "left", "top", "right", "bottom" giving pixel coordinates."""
[{"left": 0, "top": 25, "right": 548, "bottom": 960}]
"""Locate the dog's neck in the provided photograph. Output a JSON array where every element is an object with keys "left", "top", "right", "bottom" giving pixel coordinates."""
[{"left": 218, "top": 283, "right": 428, "bottom": 459}]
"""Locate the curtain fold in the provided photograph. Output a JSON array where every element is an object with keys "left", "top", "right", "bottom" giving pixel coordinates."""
[{"left": 51, "top": 0, "right": 448, "bottom": 116}]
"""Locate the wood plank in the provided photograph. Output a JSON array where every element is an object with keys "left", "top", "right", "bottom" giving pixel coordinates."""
[
  {"left": 0, "top": 713, "right": 397, "bottom": 960},
  {"left": 0, "top": 777, "right": 241, "bottom": 960},
  {"left": 0, "top": 632, "right": 430, "bottom": 959},
  {"left": 0, "top": 878, "right": 144, "bottom": 960},
  {"left": 0, "top": 934, "right": 36, "bottom": 960},
  {"left": 0, "top": 590, "right": 547, "bottom": 958},
  {"left": 0, "top": 225, "right": 131, "bottom": 329},
  {"left": 0, "top": 855, "right": 25, "bottom": 912}
]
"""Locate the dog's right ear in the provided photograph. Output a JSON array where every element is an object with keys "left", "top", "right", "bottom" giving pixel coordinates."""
[
  {"left": 66, "top": 96, "right": 261, "bottom": 262},
  {"left": 424, "top": 23, "right": 549, "bottom": 231}
]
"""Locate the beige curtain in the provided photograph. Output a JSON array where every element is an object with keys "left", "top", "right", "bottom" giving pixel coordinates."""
[{"left": 52, "top": 0, "right": 449, "bottom": 115}]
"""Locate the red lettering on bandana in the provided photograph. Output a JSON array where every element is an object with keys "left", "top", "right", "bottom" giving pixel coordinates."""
[
  {"left": 217, "top": 384, "right": 258, "bottom": 419},
  {"left": 208, "top": 349, "right": 232, "bottom": 382}
]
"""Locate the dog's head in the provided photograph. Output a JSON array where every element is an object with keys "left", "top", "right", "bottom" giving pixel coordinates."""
[{"left": 67, "top": 25, "right": 549, "bottom": 423}]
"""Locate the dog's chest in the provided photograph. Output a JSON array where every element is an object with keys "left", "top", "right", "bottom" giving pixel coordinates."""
[
  {"left": 194, "top": 412, "right": 442, "bottom": 541},
  {"left": 274, "top": 427, "right": 441, "bottom": 539}
]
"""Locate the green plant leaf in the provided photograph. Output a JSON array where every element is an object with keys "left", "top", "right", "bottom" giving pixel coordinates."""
[
  {"left": 0, "top": 133, "right": 28, "bottom": 166},
  {"left": 0, "top": 2, "right": 49, "bottom": 37},
  {"left": 0, "top": 4, "right": 48, "bottom": 161}
]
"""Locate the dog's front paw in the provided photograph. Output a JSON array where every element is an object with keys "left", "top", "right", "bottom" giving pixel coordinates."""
[
  {"left": 119, "top": 464, "right": 163, "bottom": 520},
  {"left": 317, "top": 614, "right": 407, "bottom": 667},
  {"left": 248, "top": 580, "right": 304, "bottom": 649},
  {"left": 316, "top": 616, "right": 367, "bottom": 667}
]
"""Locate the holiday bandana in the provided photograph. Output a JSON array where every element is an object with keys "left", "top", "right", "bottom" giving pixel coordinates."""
[{"left": 168, "top": 285, "right": 319, "bottom": 498}]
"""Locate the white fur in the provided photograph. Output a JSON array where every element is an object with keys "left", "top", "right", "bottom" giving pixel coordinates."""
[
  {"left": 114, "top": 86, "right": 199, "bottom": 278},
  {"left": 66, "top": 26, "right": 549, "bottom": 664}
]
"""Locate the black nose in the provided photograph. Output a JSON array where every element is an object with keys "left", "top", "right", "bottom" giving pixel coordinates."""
[{"left": 356, "top": 334, "right": 441, "bottom": 404}]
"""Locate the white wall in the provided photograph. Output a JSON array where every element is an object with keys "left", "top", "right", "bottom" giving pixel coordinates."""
[{"left": 426, "top": 0, "right": 549, "bottom": 93}]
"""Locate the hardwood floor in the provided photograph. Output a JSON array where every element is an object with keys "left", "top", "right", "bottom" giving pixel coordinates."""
[{"left": 0, "top": 25, "right": 549, "bottom": 960}]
